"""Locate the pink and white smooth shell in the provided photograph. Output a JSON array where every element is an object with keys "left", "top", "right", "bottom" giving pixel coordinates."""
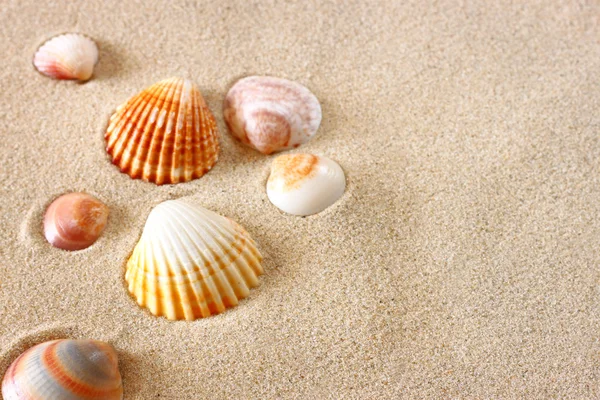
[
  {"left": 223, "top": 76, "right": 322, "bottom": 154},
  {"left": 33, "top": 33, "right": 99, "bottom": 81},
  {"left": 43, "top": 192, "right": 109, "bottom": 251}
]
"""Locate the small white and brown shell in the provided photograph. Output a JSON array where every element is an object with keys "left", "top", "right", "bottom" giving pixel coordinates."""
[
  {"left": 33, "top": 33, "right": 99, "bottom": 81},
  {"left": 223, "top": 76, "right": 322, "bottom": 154}
]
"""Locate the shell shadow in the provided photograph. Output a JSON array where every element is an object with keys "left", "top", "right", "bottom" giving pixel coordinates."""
[
  {"left": 201, "top": 87, "right": 223, "bottom": 116},
  {"left": 19, "top": 196, "right": 47, "bottom": 248},
  {"left": 117, "top": 349, "right": 163, "bottom": 396},
  {"left": 307, "top": 91, "right": 337, "bottom": 150},
  {"left": 93, "top": 39, "right": 136, "bottom": 81},
  {"left": 225, "top": 73, "right": 250, "bottom": 91},
  {"left": 199, "top": 83, "right": 262, "bottom": 167}
]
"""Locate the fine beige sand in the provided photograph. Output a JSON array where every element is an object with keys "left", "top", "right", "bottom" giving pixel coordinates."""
[{"left": 1, "top": 1, "right": 599, "bottom": 398}]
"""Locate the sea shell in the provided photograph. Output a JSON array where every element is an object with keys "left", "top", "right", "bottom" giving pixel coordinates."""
[
  {"left": 2, "top": 339, "right": 123, "bottom": 400},
  {"left": 125, "top": 199, "right": 263, "bottom": 320},
  {"left": 105, "top": 77, "right": 219, "bottom": 185},
  {"left": 223, "top": 76, "right": 322, "bottom": 154},
  {"left": 43, "top": 192, "right": 109, "bottom": 251},
  {"left": 33, "top": 33, "right": 99, "bottom": 81},
  {"left": 267, "top": 154, "right": 346, "bottom": 216}
]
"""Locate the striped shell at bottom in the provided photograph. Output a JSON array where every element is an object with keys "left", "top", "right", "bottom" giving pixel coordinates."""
[
  {"left": 125, "top": 199, "right": 264, "bottom": 320},
  {"left": 2, "top": 339, "right": 123, "bottom": 400}
]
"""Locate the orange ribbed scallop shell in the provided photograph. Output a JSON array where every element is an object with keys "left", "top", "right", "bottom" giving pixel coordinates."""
[{"left": 105, "top": 77, "right": 219, "bottom": 185}]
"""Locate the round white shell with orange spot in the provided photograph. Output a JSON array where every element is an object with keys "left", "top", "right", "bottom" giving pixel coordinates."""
[
  {"left": 267, "top": 154, "right": 346, "bottom": 216},
  {"left": 125, "top": 199, "right": 263, "bottom": 320},
  {"left": 223, "top": 76, "right": 322, "bottom": 154},
  {"left": 33, "top": 33, "right": 98, "bottom": 81}
]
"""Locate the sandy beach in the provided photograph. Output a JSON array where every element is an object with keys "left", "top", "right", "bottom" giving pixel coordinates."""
[{"left": 1, "top": 0, "right": 599, "bottom": 398}]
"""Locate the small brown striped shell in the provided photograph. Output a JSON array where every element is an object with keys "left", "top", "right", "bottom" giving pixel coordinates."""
[
  {"left": 105, "top": 77, "right": 219, "bottom": 185},
  {"left": 2, "top": 339, "right": 123, "bottom": 400}
]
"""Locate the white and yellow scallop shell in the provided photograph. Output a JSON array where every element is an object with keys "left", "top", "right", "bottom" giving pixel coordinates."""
[{"left": 125, "top": 199, "right": 263, "bottom": 320}]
